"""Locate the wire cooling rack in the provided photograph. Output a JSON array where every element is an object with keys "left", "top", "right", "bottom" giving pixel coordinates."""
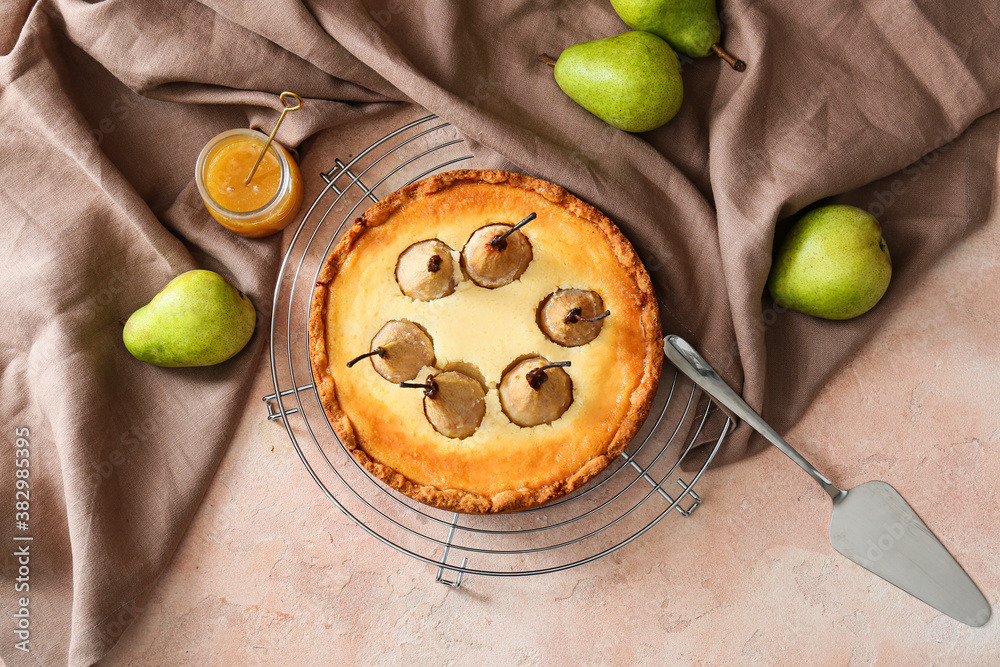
[{"left": 263, "top": 114, "right": 733, "bottom": 586}]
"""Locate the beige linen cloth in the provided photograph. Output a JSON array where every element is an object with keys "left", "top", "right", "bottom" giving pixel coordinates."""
[{"left": 1, "top": 0, "right": 998, "bottom": 663}]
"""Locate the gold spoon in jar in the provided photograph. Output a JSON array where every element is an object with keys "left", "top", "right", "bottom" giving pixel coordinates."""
[{"left": 245, "top": 91, "right": 304, "bottom": 185}]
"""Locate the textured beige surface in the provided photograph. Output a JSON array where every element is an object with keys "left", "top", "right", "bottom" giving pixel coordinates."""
[{"left": 97, "top": 127, "right": 1000, "bottom": 664}]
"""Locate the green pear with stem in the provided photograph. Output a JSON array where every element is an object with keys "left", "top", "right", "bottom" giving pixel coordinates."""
[
  {"left": 767, "top": 205, "right": 892, "bottom": 320},
  {"left": 123, "top": 270, "right": 256, "bottom": 367},
  {"left": 610, "top": 0, "right": 747, "bottom": 71},
  {"left": 539, "top": 31, "right": 683, "bottom": 133}
]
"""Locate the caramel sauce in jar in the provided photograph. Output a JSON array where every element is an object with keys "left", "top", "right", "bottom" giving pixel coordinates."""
[{"left": 196, "top": 129, "right": 303, "bottom": 238}]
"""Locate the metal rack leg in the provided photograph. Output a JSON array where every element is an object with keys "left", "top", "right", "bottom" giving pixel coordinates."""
[
  {"left": 435, "top": 513, "right": 468, "bottom": 588},
  {"left": 262, "top": 384, "right": 315, "bottom": 421},
  {"left": 619, "top": 451, "right": 702, "bottom": 517},
  {"left": 672, "top": 479, "right": 702, "bottom": 516}
]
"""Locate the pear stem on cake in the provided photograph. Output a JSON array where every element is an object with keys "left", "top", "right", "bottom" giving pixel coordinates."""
[
  {"left": 399, "top": 376, "right": 439, "bottom": 398},
  {"left": 490, "top": 212, "right": 536, "bottom": 250},
  {"left": 347, "top": 347, "right": 386, "bottom": 368},
  {"left": 711, "top": 45, "right": 746, "bottom": 72},
  {"left": 526, "top": 361, "right": 571, "bottom": 390},
  {"left": 565, "top": 308, "right": 611, "bottom": 324}
]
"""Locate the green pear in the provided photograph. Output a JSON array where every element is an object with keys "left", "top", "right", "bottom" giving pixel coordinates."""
[
  {"left": 767, "top": 205, "right": 892, "bottom": 320},
  {"left": 544, "top": 31, "right": 683, "bottom": 133},
  {"left": 123, "top": 270, "right": 256, "bottom": 367},
  {"left": 610, "top": 0, "right": 746, "bottom": 71}
]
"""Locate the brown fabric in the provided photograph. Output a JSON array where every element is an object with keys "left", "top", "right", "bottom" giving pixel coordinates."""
[{"left": 1, "top": 0, "right": 998, "bottom": 663}]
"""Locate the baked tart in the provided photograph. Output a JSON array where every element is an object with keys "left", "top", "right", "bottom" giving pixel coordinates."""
[{"left": 309, "top": 170, "right": 662, "bottom": 513}]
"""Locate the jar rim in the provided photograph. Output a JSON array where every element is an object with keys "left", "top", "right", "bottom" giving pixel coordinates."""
[{"left": 195, "top": 128, "right": 291, "bottom": 219}]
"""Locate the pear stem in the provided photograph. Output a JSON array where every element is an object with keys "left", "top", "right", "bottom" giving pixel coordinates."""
[
  {"left": 565, "top": 308, "right": 611, "bottom": 324},
  {"left": 538, "top": 54, "right": 557, "bottom": 68},
  {"left": 711, "top": 44, "right": 746, "bottom": 72},
  {"left": 347, "top": 347, "right": 386, "bottom": 368},
  {"left": 399, "top": 376, "right": 439, "bottom": 398},
  {"left": 526, "top": 361, "right": 571, "bottom": 390},
  {"left": 490, "top": 212, "right": 536, "bottom": 250}
]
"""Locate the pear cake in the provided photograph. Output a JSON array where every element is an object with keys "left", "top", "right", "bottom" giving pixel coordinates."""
[{"left": 309, "top": 170, "right": 662, "bottom": 513}]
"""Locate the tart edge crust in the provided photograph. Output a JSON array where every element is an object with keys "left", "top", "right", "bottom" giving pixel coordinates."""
[{"left": 308, "top": 169, "right": 663, "bottom": 514}]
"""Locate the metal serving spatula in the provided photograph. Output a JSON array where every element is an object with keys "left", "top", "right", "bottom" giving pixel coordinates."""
[{"left": 664, "top": 335, "right": 991, "bottom": 627}]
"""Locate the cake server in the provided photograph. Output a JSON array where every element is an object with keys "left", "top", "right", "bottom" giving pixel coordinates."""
[{"left": 664, "top": 335, "right": 991, "bottom": 627}]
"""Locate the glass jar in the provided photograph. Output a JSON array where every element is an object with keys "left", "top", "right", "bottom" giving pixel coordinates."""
[{"left": 195, "top": 128, "right": 304, "bottom": 238}]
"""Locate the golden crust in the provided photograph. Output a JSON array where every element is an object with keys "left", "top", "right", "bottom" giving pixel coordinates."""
[{"left": 309, "top": 169, "right": 662, "bottom": 513}]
